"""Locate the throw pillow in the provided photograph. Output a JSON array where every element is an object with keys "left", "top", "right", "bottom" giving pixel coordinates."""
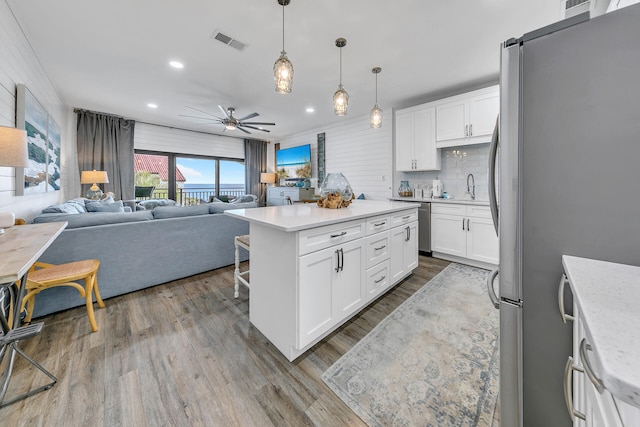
[
  {"left": 85, "top": 198, "right": 122, "bottom": 212},
  {"left": 42, "top": 203, "right": 81, "bottom": 214},
  {"left": 93, "top": 202, "right": 125, "bottom": 213},
  {"left": 230, "top": 195, "right": 257, "bottom": 204}
]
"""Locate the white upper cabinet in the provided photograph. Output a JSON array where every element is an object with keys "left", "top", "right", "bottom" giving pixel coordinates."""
[
  {"left": 395, "top": 104, "right": 441, "bottom": 171},
  {"left": 435, "top": 85, "right": 499, "bottom": 148}
]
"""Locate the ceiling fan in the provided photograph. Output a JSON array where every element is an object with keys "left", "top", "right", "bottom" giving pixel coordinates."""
[{"left": 180, "top": 105, "right": 275, "bottom": 134}]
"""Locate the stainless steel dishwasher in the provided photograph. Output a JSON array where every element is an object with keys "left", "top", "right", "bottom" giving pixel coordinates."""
[{"left": 418, "top": 202, "right": 431, "bottom": 254}]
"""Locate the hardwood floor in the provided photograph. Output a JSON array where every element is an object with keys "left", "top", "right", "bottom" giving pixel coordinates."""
[{"left": 0, "top": 255, "right": 449, "bottom": 427}]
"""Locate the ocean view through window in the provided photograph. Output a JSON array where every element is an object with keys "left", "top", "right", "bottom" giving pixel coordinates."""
[{"left": 134, "top": 151, "right": 245, "bottom": 204}]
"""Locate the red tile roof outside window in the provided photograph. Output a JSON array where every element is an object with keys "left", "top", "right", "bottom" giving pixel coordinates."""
[{"left": 134, "top": 154, "right": 186, "bottom": 182}]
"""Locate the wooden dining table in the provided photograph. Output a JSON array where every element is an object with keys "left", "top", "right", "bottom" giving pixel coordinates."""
[{"left": 0, "top": 221, "right": 67, "bottom": 407}]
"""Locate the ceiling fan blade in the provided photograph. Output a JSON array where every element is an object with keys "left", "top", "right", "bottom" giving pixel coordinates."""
[
  {"left": 241, "top": 125, "right": 271, "bottom": 133},
  {"left": 236, "top": 126, "right": 251, "bottom": 134},
  {"left": 185, "top": 106, "right": 220, "bottom": 119},
  {"left": 240, "top": 122, "right": 275, "bottom": 126},
  {"left": 179, "top": 114, "right": 222, "bottom": 121},
  {"left": 237, "top": 112, "right": 259, "bottom": 121},
  {"left": 218, "top": 105, "right": 230, "bottom": 118}
]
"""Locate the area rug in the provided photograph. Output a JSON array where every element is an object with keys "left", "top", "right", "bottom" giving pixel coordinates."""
[{"left": 322, "top": 263, "right": 500, "bottom": 427}]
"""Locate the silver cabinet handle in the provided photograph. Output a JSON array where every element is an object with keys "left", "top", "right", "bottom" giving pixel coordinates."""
[
  {"left": 462, "top": 218, "right": 465, "bottom": 230},
  {"left": 563, "top": 356, "right": 586, "bottom": 421},
  {"left": 330, "top": 231, "right": 347, "bottom": 238},
  {"left": 465, "top": 124, "right": 469, "bottom": 137},
  {"left": 374, "top": 245, "right": 386, "bottom": 251},
  {"left": 580, "top": 339, "right": 605, "bottom": 393},
  {"left": 558, "top": 274, "right": 574, "bottom": 323},
  {"left": 374, "top": 275, "right": 386, "bottom": 284},
  {"left": 405, "top": 226, "right": 410, "bottom": 242},
  {"left": 335, "top": 249, "right": 341, "bottom": 272},
  {"left": 487, "top": 269, "right": 500, "bottom": 309},
  {"left": 402, "top": 215, "right": 411, "bottom": 220},
  {"left": 469, "top": 123, "right": 473, "bottom": 136},
  {"left": 373, "top": 221, "right": 386, "bottom": 227},
  {"left": 467, "top": 218, "right": 470, "bottom": 231}
]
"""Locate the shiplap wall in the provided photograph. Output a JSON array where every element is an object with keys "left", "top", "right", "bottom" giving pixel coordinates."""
[
  {"left": 134, "top": 122, "right": 247, "bottom": 159},
  {"left": 277, "top": 113, "right": 393, "bottom": 200},
  {"left": 0, "top": 1, "right": 73, "bottom": 220}
]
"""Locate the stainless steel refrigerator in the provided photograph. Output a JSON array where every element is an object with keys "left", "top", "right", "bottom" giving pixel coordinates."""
[{"left": 486, "top": 4, "right": 640, "bottom": 426}]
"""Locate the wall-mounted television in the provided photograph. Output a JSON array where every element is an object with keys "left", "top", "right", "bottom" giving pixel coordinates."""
[{"left": 276, "top": 144, "right": 311, "bottom": 180}]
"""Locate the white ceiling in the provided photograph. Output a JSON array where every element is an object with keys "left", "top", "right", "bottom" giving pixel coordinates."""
[{"left": 8, "top": 0, "right": 563, "bottom": 140}]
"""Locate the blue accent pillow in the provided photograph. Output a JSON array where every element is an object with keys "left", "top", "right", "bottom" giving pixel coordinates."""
[
  {"left": 42, "top": 203, "right": 82, "bottom": 214},
  {"left": 93, "top": 202, "right": 125, "bottom": 213},
  {"left": 231, "top": 194, "right": 257, "bottom": 204},
  {"left": 85, "top": 196, "right": 117, "bottom": 212}
]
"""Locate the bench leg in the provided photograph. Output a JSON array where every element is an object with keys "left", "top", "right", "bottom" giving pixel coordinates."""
[{"left": 234, "top": 238, "right": 240, "bottom": 298}]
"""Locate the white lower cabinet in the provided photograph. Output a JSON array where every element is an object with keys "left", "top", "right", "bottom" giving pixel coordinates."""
[
  {"left": 389, "top": 221, "right": 419, "bottom": 283},
  {"left": 560, "top": 273, "right": 639, "bottom": 427},
  {"left": 298, "top": 238, "right": 364, "bottom": 348},
  {"left": 431, "top": 203, "right": 498, "bottom": 265}
]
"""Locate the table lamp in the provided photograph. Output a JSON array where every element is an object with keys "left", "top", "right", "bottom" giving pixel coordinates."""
[
  {"left": 80, "top": 170, "right": 109, "bottom": 200},
  {"left": 0, "top": 126, "right": 29, "bottom": 235},
  {"left": 260, "top": 172, "right": 277, "bottom": 186}
]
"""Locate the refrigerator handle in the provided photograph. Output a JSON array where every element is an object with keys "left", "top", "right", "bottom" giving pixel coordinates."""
[
  {"left": 488, "top": 116, "right": 500, "bottom": 236},
  {"left": 558, "top": 274, "right": 574, "bottom": 323},
  {"left": 487, "top": 268, "right": 500, "bottom": 309}
]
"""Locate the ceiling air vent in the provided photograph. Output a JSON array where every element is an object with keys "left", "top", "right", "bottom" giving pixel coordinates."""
[{"left": 211, "top": 30, "right": 248, "bottom": 52}]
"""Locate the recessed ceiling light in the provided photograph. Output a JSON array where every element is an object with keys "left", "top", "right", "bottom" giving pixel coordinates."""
[
  {"left": 306, "top": 107, "right": 315, "bottom": 113},
  {"left": 147, "top": 103, "right": 158, "bottom": 109},
  {"left": 169, "top": 61, "right": 184, "bottom": 69}
]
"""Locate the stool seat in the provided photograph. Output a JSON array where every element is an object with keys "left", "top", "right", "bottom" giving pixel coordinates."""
[
  {"left": 234, "top": 235, "right": 250, "bottom": 298},
  {"left": 22, "top": 259, "right": 104, "bottom": 332}
]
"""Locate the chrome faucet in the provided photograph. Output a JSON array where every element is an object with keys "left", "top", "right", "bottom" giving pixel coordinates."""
[{"left": 466, "top": 173, "right": 475, "bottom": 200}]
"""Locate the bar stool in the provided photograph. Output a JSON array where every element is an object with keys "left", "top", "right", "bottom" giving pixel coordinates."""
[
  {"left": 234, "top": 235, "right": 250, "bottom": 298},
  {"left": 20, "top": 259, "right": 104, "bottom": 332}
]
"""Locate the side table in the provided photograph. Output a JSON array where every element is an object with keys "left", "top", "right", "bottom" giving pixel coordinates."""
[{"left": 0, "top": 221, "right": 67, "bottom": 407}]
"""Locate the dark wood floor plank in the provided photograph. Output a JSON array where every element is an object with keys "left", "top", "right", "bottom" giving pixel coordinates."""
[{"left": 0, "top": 255, "right": 449, "bottom": 426}]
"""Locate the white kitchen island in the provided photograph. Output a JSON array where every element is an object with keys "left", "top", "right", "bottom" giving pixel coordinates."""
[{"left": 226, "top": 200, "right": 420, "bottom": 361}]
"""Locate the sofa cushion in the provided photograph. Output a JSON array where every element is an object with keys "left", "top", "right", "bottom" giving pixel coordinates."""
[
  {"left": 93, "top": 202, "right": 125, "bottom": 213},
  {"left": 230, "top": 194, "right": 257, "bottom": 204},
  {"left": 208, "top": 201, "right": 257, "bottom": 213},
  {"left": 42, "top": 203, "right": 82, "bottom": 214},
  {"left": 85, "top": 197, "right": 120, "bottom": 212},
  {"left": 33, "top": 210, "right": 154, "bottom": 228},
  {"left": 153, "top": 204, "right": 210, "bottom": 219},
  {"left": 137, "top": 199, "right": 178, "bottom": 210}
]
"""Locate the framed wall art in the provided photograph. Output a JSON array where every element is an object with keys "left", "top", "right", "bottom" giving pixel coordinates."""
[{"left": 16, "top": 84, "right": 61, "bottom": 194}]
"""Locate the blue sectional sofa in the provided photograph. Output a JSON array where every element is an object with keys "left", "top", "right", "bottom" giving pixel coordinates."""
[{"left": 30, "top": 198, "right": 256, "bottom": 317}]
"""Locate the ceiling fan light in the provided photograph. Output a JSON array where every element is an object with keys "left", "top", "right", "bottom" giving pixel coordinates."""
[
  {"left": 225, "top": 123, "right": 237, "bottom": 130},
  {"left": 274, "top": 51, "right": 294, "bottom": 94},
  {"left": 370, "top": 105, "right": 383, "bottom": 128},
  {"left": 333, "top": 85, "right": 349, "bottom": 116}
]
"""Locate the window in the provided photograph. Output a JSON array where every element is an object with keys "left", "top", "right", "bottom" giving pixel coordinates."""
[{"left": 134, "top": 151, "right": 245, "bottom": 204}]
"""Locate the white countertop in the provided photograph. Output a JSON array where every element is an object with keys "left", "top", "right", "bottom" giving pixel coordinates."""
[
  {"left": 562, "top": 255, "right": 640, "bottom": 407},
  {"left": 224, "top": 199, "right": 420, "bottom": 232},
  {"left": 389, "top": 196, "right": 490, "bottom": 207}
]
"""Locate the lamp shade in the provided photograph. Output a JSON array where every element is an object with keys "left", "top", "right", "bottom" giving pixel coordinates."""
[
  {"left": 80, "top": 170, "right": 109, "bottom": 184},
  {"left": 0, "top": 126, "right": 29, "bottom": 167},
  {"left": 260, "top": 172, "right": 277, "bottom": 184}
]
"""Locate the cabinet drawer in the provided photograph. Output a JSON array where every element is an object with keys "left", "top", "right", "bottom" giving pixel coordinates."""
[
  {"left": 366, "top": 260, "right": 390, "bottom": 299},
  {"left": 298, "top": 219, "right": 365, "bottom": 256},
  {"left": 390, "top": 209, "right": 418, "bottom": 226},
  {"left": 366, "top": 214, "right": 391, "bottom": 235},
  {"left": 365, "top": 231, "right": 390, "bottom": 269},
  {"left": 431, "top": 203, "right": 465, "bottom": 216},
  {"left": 466, "top": 205, "right": 492, "bottom": 219}
]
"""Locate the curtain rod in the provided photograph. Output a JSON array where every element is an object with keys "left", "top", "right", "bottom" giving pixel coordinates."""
[{"left": 73, "top": 107, "right": 124, "bottom": 119}]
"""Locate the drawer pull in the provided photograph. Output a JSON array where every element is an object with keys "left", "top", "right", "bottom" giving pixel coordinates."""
[
  {"left": 374, "top": 275, "right": 386, "bottom": 284},
  {"left": 330, "top": 231, "right": 347, "bottom": 238},
  {"left": 402, "top": 215, "right": 411, "bottom": 220},
  {"left": 563, "top": 356, "right": 586, "bottom": 421},
  {"left": 374, "top": 245, "right": 386, "bottom": 251},
  {"left": 580, "top": 339, "right": 605, "bottom": 393},
  {"left": 558, "top": 274, "right": 574, "bottom": 323},
  {"left": 373, "top": 222, "right": 386, "bottom": 227}
]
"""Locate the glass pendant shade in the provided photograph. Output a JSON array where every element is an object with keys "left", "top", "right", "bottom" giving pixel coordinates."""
[
  {"left": 333, "top": 85, "right": 349, "bottom": 116},
  {"left": 274, "top": 51, "right": 293, "bottom": 94},
  {"left": 370, "top": 104, "right": 383, "bottom": 128}
]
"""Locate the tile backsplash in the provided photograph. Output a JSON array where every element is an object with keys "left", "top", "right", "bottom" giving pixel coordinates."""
[{"left": 396, "top": 143, "right": 492, "bottom": 201}]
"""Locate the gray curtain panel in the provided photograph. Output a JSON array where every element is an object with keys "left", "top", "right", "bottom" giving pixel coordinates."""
[
  {"left": 244, "top": 139, "right": 268, "bottom": 206},
  {"left": 76, "top": 110, "right": 135, "bottom": 200}
]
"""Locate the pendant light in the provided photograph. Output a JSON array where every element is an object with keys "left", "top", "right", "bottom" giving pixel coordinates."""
[
  {"left": 333, "top": 38, "right": 349, "bottom": 116},
  {"left": 274, "top": 0, "right": 293, "bottom": 94},
  {"left": 370, "top": 67, "right": 383, "bottom": 128}
]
